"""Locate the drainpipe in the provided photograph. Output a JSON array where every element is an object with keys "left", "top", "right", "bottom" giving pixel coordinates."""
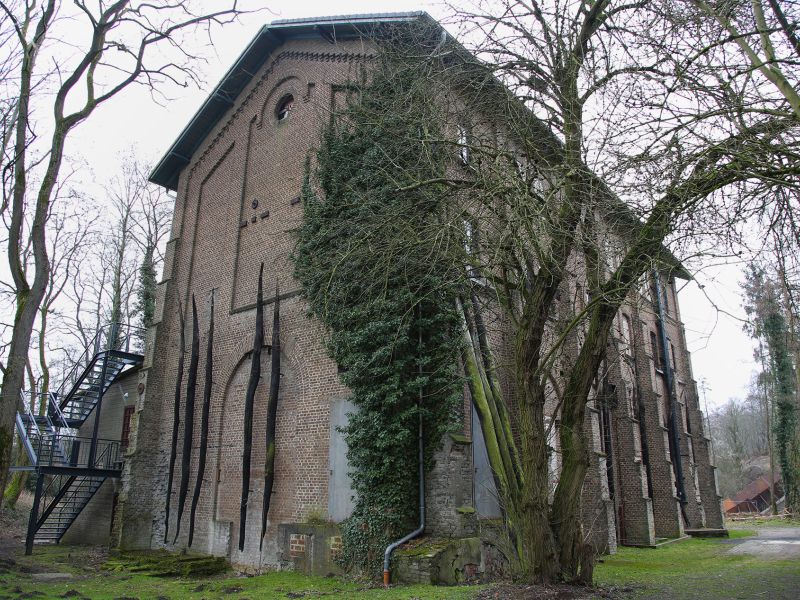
[
  {"left": 383, "top": 310, "right": 425, "bottom": 587},
  {"left": 653, "top": 271, "right": 690, "bottom": 527}
]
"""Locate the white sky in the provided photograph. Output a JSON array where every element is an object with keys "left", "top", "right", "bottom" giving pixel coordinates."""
[{"left": 22, "top": 0, "right": 759, "bottom": 409}]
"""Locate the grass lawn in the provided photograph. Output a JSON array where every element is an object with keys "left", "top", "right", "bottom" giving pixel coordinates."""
[
  {"left": 3, "top": 519, "right": 799, "bottom": 599},
  {"left": 594, "top": 525, "right": 800, "bottom": 599},
  {"left": 0, "top": 544, "right": 483, "bottom": 600}
]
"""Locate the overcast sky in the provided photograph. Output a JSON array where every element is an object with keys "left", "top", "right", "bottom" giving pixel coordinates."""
[{"left": 52, "top": 0, "right": 759, "bottom": 410}]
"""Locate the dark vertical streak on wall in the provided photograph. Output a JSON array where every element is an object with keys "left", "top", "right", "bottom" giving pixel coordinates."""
[
  {"left": 189, "top": 291, "right": 214, "bottom": 547},
  {"left": 653, "top": 272, "right": 689, "bottom": 526},
  {"left": 260, "top": 285, "right": 281, "bottom": 550},
  {"left": 632, "top": 355, "right": 654, "bottom": 499},
  {"left": 174, "top": 295, "right": 199, "bottom": 543},
  {"left": 164, "top": 301, "right": 185, "bottom": 543},
  {"left": 240, "top": 264, "right": 264, "bottom": 551}
]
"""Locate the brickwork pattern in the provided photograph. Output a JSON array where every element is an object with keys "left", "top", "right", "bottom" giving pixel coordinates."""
[
  {"left": 117, "top": 31, "right": 723, "bottom": 573},
  {"left": 118, "top": 38, "right": 368, "bottom": 567}
]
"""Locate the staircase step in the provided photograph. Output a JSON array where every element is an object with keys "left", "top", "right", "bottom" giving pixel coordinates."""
[{"left": 33, "top": 475, "right": 105, "bottom": 543}]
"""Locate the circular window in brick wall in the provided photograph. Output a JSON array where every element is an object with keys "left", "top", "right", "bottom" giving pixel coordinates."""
[{"left": 276, "top": 94, "right": 294, "bottom": 122}]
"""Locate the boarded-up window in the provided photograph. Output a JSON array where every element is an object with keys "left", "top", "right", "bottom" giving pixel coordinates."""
[
  {"left": 329, "top": 399, "right": 356, "bottom": 522},
  {"left": 650, "top": 331, "right": 663, "bottom": 371},
  {"left": 121, "top": 406, "right": 135, "bottom": 449}
]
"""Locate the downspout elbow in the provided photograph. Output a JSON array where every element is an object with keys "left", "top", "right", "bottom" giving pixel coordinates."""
[
  {"left": 383, "top": 412, "right": 425, "bottom": 586},
  {"left": 384, "top": 313, "right": 426, "bottom": 586}
]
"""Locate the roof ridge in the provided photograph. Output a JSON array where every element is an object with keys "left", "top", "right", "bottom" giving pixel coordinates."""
[{"left": 270, "top": 12, "right": 428, "bottom": 27}]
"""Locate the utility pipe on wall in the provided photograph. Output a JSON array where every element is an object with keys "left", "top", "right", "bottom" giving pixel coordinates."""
[
  {"left": 383, "top": 309, "right": 425, "bottom": 587},
  {"left": 653, "top": 271, "right": 690, "bottom": 527}
]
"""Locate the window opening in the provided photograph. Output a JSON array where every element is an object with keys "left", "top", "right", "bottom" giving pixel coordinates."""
[
  {"left": 276, "top": 94, "right": 294, "bottom": 121},
  {"left": 458, "top": 125, "right": 470, "bottom": 165},
  {"left": 649, "top": 331, "right": 661, "bottom": 371},
  {"left": 121, "top": 405, "right": 135, "bottom": 449},
  {"left": 620, "top": 314, "right": 633, "bottom": 357}
]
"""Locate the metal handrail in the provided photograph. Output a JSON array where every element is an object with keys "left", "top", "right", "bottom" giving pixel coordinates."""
[
  {"left": 47, "top": 393, "right": 69, "bottom": 431},
  {"left": 15, "top": 412, "right": 38, "bottom": 466},
  {"left": 37, "top": 434, "right": 121, "bottom": 470},
  {"left": 21, "top": 395, "right": 42, "bottom": 439},
  {"left": 52, "top": 322, "right": 146, "bottom": 405}
]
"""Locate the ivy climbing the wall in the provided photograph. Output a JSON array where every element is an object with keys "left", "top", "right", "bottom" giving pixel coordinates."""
[{"left": 293, "top": 43, "right": 466, "bottom": 576}]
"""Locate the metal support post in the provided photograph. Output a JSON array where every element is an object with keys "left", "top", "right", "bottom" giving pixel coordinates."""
[{"left": 25, "top": 472, "right": 44, "bottom": 555}]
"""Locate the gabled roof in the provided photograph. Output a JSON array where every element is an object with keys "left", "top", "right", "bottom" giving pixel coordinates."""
[
  {"left": 733, "top": 473, "right": 782, "bottom": 503},
  {"left": 149, "top": 12, "right": 434, "bottom": 191},
  {"left": 149, "top": 11, "right": 690, "bottom": 280}
]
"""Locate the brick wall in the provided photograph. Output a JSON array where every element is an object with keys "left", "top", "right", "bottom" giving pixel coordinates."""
[
  {"left": 118, "top": 37, "right": 373, "bottom": 568},
  {"left": 117, "top": 29, "right": 722, "bottom": 572}
]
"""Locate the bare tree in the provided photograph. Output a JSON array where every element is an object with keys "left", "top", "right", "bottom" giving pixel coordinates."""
[
  {"left": 0, "top": 0, "right": 259, "bottom": 504},
  {"left": 125, "top": 155, "right": 172, "bottom": 329},
  {"left": 445, "top": 0, "right": 795, "bottom": 581},
  {"left": 1, "top": 188, "right": 96, "bottom": 507},
  {"left": 105, "top": 176, "right": 138, "bottom": 343},
  {"left": 296, "top": 3, "right": 799, "bottom": 582}
]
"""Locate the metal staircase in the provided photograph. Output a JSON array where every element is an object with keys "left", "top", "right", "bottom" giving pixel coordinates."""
[
  {"left": 30, "top": 474, "right": 106, "bottom": 544},
  {"left": 13, "top": 322, "right": 145, "bottom": 553},
  {"left": 53, "top": 324, "right": 144, "bottom": 428}
]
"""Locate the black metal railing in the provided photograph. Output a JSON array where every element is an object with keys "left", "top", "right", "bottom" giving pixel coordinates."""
[
  {"left": 51, "top": 322, "right": 146, "bottom": 403},
  {"left": 35, "top": 434, "right": 122, "bottom": 470},
  {"left": 36, "top": 472, "right": 74, "bottom": 520}
]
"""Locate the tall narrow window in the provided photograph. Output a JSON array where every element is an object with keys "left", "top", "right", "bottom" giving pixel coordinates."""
[
  {"left": 650, "top": 331, "right": 663, "bottom": 371},
  {"left": 463, "top": 218, "right": 482, "bottom": 283},
  {"left": 458, "top": 125, "right": 470, "bottom": 165},
  {"left": 121, "top": 405, "right": 135, "bottom": 450},
  {"left": 620, "top": 314, "right": 633, "bottom": 357}
]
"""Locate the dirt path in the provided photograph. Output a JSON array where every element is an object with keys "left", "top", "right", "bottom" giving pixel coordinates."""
[{"left": 0, "top": 502, "right": 30, "bottom": 562}]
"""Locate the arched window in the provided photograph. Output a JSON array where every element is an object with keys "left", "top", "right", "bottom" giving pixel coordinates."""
[{"left": 276, "top": 94, "right": 294, "bottom": 122}]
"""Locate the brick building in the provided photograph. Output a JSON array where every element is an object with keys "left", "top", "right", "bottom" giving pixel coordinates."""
[{"left": 110, "top": 12, "right": 723, "bottom": 575}]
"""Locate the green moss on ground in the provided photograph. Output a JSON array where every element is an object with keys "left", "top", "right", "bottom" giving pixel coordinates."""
[
  {"left": 104, "top": 550, "right": 229, "bottom": 577},
  {"left": 0, "top": 545, "right": 482, "bottom": 599},
  {"left": 5, "top": 527, "right": 799, "bottom": 599}
]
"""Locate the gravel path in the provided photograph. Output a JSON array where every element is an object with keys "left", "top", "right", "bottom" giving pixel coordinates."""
[{"left": 726, "top": 527, "right": 800, "bottom": 559}]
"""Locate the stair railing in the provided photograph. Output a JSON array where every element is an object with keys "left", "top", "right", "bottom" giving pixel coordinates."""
[
  {"left": 91, "top": 438, "right": 121, "bottom": 470},
  {"left": 52, "top": 322, "right": 147, "bottom": 412},
  {"left": 33, "top": 473, "right": 76, "bottom": 532},
  {"left": 16, "top": 394, "right": 40, "bottom": 465},
  {"left": 53, "top": 328, "right": 105, "bottom": 409},
  {"left": 48, "top": 393, "right": 70, "bottom": 431}
]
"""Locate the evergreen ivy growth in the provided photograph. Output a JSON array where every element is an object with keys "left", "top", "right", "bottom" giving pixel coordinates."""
[
  {"left": 136, "top": 248, "right": 157, "bottom": 329},
  {"left": 293, "top": 47, "right": 466, "bottom": 576},
  {"left": 743, "top": 265, "right": 800, "bottom": 512}
]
